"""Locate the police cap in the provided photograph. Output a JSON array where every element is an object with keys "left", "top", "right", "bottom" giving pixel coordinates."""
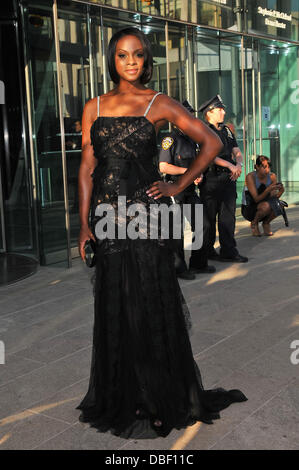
[
  {"left": 198, "top": 94, "right": 226, "bottom": 115},
  {"left": 182, "top": 100, "right": 196, "bottom": 113}
]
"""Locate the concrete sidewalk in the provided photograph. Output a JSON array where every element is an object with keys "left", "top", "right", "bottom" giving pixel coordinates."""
[{"left": 0, "top": 207, "right": 299, "bottom": 450}]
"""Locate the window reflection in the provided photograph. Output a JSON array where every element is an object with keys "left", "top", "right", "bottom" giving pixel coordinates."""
[
  {"left": 22, "top": 0, "right": 299, "bottom": 265},
  {"left": 87, "top": 0, "right": 237, "bottom": 29},
  {"left": 247, "top": 0, "right": 299, "bottom": 42},
  {"left": 57, "top": 14, "right": 89, "bottom": 242},
  {"left": 167, "top": 26, "right": 186, "bottom": 102},
  {"left": 144, "top": 25, "right": 167, "bottom": 95}
]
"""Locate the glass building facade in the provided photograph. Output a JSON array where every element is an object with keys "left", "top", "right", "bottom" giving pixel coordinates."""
[{"left": 0, "top": 0, "right": 299, "bottom": 268}]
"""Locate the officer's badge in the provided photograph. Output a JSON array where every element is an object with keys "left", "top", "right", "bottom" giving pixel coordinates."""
[
  {"left": 162, "top": 136, "right": 174, "bottom": 150},
  {"left": 225, "top": 126, "right": 234, "bottom": 139}
]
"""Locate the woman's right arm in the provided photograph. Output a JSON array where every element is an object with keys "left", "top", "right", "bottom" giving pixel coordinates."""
[
  {"left": 147, "top": 95, "right": 223, "bottom": 198},
  {"left": 78, "top": 99, "right": 98, "bottom": 260}
]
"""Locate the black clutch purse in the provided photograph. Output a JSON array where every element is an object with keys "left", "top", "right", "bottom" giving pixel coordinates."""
[{"left": 84, "top": 239, "right": 97, "bottom": 267}]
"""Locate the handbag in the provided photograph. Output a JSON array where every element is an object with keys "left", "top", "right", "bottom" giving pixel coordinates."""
[
  {"left": 278, "top": 200, "right": 289, "bottom": 227},
  {"left": 84, "top": 238, "right": 97, "bottom": 267}
]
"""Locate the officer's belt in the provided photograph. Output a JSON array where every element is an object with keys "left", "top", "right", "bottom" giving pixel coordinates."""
[{"left": 206, "top": 164, "right": 231, "bottom": 175}]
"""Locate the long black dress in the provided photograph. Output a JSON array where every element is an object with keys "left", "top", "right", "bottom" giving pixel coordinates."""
[{"left": 77, "top": 93, "right": 247, "bottom": 439}]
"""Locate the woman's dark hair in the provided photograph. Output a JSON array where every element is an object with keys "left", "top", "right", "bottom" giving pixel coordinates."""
[
  {"left": 255, "top": 155, "right": 271, "bottom": 168},
  {"left": 107, "top": 27, "right": 153, "bottom": 85}
]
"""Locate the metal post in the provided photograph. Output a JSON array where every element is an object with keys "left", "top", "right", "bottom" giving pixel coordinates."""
[
  {"left": 165, "top": 21, "right": 171, "bottom": 131},
  {"left": 53, "top": 0, "right": 72, "bottom": 268},
  {"left": 80, "top": 57, "right": 86, "bottom": 105},
  {"left": 185, "top": 26, "right": 190, "bottom": 102},
  {"left": 20, "top": 3, "right": 40, "bottom": 261},
  {"left": 252, "top": 48, "right": 257, "bottom": 159},
  {"left": 87, "top": 7, "right": 95, "bottom": 99},
  {"left": 218, "top": 33, "right": 222, "bottom": 95},
  {"left": 0, "top": 163, "right": 6, "bottom": 252},
  {"left": 186, "top": 25, "right": 195, "bottom": 106},
  {"left": 15, "top": 18, "right": 35, "bottom": 251},
  {"left": 257, "top": 41, "right": 263, "bottom": 155},
  {"left": 100, "top": 9, "right": 108, "bottom": 94},
  {"left": 241, "top": 36, "right": 247, "bottom": 175},
  {"left": 193, "top": 28, "right": 198, "bottom": 116},
  {"left": 235, "top": 0, "right": 242, "bottom": 32}
]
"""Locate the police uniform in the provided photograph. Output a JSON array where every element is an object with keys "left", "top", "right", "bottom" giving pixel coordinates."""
[
  {"left": 159, "top": 110, "right": 213, "bottom": 275},
  {"left": 199, "top": 95, "right": 248, "bottom": 262}
]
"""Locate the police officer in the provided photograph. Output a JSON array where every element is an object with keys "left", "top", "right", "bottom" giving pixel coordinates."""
[
  {"left": 159, "top": 100, "right": 216, "bottom": 280},
  {"left": 198, "top": 95, "right": 248, "bottom": 262}
]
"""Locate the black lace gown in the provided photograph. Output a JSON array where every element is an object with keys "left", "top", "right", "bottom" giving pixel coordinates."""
[{"left": 77, "top": 112, "right": 247, "bottom": 439}]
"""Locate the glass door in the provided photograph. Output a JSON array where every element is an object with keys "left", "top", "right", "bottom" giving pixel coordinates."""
[
  {"left": 257, "top": 41, "right": 281, "bottom": 177},
  {"left": 56, "top": 4, "right": 91, "bottom": 254},
  {"left": 278, "top": 43, "right": 299, "bottom": 196},
  {"left": 0, "top": 20, "right": 37, "bottom": 258},
  {"left": 23, "top": 3, "right": 69, "bottom": 265},
  {"left": 244, "top": 37, "right": 299, "bottom": 198},
  {"left": 194, "top": 29, "right": 244, "bottom": 201}
]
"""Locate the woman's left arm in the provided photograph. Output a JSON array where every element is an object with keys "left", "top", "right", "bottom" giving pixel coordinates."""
[
  {"left": 148, "top": 95, "right": 223, "bottom": 198},
  {"left": 270, "top": 173, "right": 285, "bottom": 198}
]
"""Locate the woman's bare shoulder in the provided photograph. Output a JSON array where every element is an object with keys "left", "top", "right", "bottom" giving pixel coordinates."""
[
  {"left": 246, "top": 171, "right": 255, "bottom": 182},
  {"left": 152, "top": 92, "right": 176, "bottom": 105},
  {"left": 148, "top": 93, "right": 184, "bottom": 117},
  {"left": 83, "top": 97, "right": 98, "bottom": 120}
]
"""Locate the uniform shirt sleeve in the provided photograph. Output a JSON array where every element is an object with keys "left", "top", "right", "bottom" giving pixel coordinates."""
[
  {"left": 225, "top": 126, "right": 238, "bottom": 148},
  {"left": 158, "top": 135, "right": 175, "bottom": 164}
]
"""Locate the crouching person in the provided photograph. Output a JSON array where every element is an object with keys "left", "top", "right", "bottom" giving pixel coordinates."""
[{"left": 242, "top": 155, "right": 285, "bottom": 236}]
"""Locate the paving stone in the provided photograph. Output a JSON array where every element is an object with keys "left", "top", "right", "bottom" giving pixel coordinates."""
[
  {"left": 193, "top": 307, "right": 299, "bottom": 371},
  {"left": 0, "top": 412, "right": 71, "bottom": 450},
  {"left": 12, "top": 323, "right": 93, "bottom": 365},
  {"left": 0, "top": 355, "right": 44, "bottom": 387},
  {"left": 0, "top": 347, "right": 91, "bottom": 420},
  {"left": 35, "top": 422, "right": 131, "bottom": 450},
  {"left": 0, "top": 283, "right": 91, "bottom": 319},
  {"left": 213, "top": 381, "right": 299, "bottom": 450},
  {"left": 24, "top": 379, "right": 90, "bottom": 426},
  {"left": 118, "top": 427, "right": 184, "bottom": 451},
  {"left": 190, "top": 329, "right": 226, "bottom": 356},
  {"left": 1, "top": 302, "right": 93, "bottom": 355}
]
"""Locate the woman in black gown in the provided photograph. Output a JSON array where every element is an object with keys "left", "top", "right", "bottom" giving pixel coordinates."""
[{"left": 77, "top": 27, "right": 247, "bottom": 439}]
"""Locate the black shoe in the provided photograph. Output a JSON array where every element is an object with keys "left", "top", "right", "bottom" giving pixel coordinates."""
[
  {"left": 207, "top": 251, "right": 221, "bottom": 261},
  {"left": 219, "top": 254, "right": 248, "bottom": 263},
  {"left": 177, "top": 270, "right": 196, "bottom": 280},
  {"left": 189, "top": 265, "right": 216, "bottom": 274}
]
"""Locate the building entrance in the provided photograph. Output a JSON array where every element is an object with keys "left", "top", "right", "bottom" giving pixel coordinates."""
[
  {"left": 0, "top": 20, "right": 38, "bottom": 284},
  {"left": 12, "top": 0, "right": 299, "bottom": 266},
  {"left": 244, "top": 37, "right": 299, "bottom": 193}
]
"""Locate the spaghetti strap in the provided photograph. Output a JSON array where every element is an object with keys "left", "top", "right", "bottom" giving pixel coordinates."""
[
  {"left": 144, "top": 92, "right": 162, "bottom": 117},
  {"left": 97, "top": 96, "right": 100, "bottom": 117}
]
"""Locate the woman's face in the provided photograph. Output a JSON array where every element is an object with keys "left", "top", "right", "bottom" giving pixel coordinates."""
[
  {"left": 257, "top": 160, "right": 271, "bottom": 175},
  {"left": 115, "top": 35, "right": 145, "bottom": 83}
]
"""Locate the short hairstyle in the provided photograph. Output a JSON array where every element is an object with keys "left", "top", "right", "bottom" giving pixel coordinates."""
[
  {"left": 255, "top": 155, "right": 271, "bottom": 168},
  {"left": 107, "top": 27, "right": 153, "bottom": 85}
]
